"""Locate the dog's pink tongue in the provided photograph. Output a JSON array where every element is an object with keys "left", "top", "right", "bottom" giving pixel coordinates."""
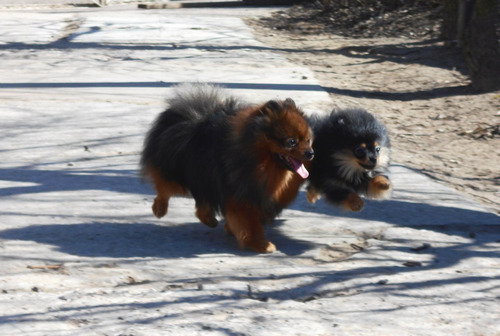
[{"left": 290, "top": 158, "right": 309, "bottom": 179}]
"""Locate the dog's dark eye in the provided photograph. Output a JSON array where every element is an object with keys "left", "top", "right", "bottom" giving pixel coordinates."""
[
  {"left": 353, "top": 146, "right": 366, "bottom": 158},
  {"left": 375, "top": 146, "right": 381, "bottom": 153},
  {"left": 286, "top": 138, "right": 297, "bottom": 148}
]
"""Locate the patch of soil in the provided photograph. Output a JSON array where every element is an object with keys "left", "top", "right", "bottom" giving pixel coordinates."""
[
  {"left": 259, "top": 1, "right": 443, "bottom": 39},
  {"left": 247, "top": 2, "right": 500, "bottom": 213}
]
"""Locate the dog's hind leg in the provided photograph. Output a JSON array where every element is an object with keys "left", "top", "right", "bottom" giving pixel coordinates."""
[
  {"left": 195, "top": 203, "right": 218, "bottom": 228},
  {"left": 148, "top": 168, "right": 187, "bottom": 218},
  {"left": 225, "top": 200, "right": 276, "bottom": 253}
]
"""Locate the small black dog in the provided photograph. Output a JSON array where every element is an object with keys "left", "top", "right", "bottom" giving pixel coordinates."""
[{"left": 306, "top": 108, "right": 391, "bottom": 211}]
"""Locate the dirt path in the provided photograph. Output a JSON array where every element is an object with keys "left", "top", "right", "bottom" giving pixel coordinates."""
[{"left": 247, "top": 16, "right": 500, "bottom": 214}]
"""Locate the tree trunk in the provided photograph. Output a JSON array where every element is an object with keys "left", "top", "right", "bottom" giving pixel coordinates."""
[
  {"left": 441, "top": 0, "right": 500, "bottom": 91},
  {"left": 441, "top": 0, "right": 460, "bottom": 40},
  {"left": 463, "top": 0, "right": 500, "bottom": 91}
]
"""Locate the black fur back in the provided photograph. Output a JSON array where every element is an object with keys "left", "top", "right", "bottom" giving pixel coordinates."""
[{"left": 140, "top": 84, "right": 249, "bottom": 212}]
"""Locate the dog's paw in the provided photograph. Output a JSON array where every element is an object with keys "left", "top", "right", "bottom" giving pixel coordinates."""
[
  {"left": 342, "top": 192, "right": 364, "bottom": 212},
  {"left": 369, "top": 175, "right": 392, "bottom": 199},
  {"left": 306, "top": 187, "right": 322, "bottom": 204},
  {"left": 196, "top": 205, "right": 218, "bottom": 228},
  {"left": 373, "top": 175, "right": 391, "bottom": 190},
  {"left": 250, "top": 241, "right": 277, "bottom": 254},
  {"left": 152, "top": 197, "right": 168, "bottom": 218},
  {"left": 203, "top": 217, "right": 219, "bottom": 228},
  {"left": 237, "top": 232, "right": 277, "bottom": 253}
]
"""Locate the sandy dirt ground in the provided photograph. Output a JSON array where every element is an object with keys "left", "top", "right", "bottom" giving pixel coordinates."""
[{"left": 247, "top": 12, "right": 500, "bottom": 214}]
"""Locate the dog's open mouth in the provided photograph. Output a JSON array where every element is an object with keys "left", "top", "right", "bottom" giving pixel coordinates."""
[{"left": 278, "top": 154, "right": 309, "bottom": 179}]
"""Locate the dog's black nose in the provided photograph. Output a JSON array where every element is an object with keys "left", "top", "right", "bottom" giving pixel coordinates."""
[
  {"left": 304, "top": 150, "right": 315, "bottom": 160},
  {"left": 369, "top": 157, "right": 377, "bottom": 164}
]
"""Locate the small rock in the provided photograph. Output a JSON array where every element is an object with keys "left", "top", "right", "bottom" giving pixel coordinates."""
[
  {"left": 403, "top": 261, "right": 422, "bottom": 267},
  {"left": 410, "top": 243, "right": 431, "bottom": 252}
]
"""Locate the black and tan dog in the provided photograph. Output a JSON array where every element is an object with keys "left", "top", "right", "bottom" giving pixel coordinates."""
[
  {"left": 141, "top": 83, "right": 314, "bottom": 253},
  {"left": 306, "top": 108, "right": 392, "bottom": 211}
]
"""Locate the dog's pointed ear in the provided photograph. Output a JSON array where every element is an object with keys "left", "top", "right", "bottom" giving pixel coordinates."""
[
  {"left": 284, "top": 98, "right": 296, "bottom": 108},
  {"left": 259, "top": 100, "right": 282, "bottom": 117},
  {"left": 284, "top": 98, "right": 305, "bottom": 116}
]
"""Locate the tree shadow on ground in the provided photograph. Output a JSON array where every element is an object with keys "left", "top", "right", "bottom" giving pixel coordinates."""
[
  {"left": 0, "top": 36, "right": 479, "bottom": 98},
  {"left": 0, "top": 166, "right": 498, "bottom": 258},
  {"left": 1, "top": 167, "right": 499, "bottom": 330},
  {"left": 0, "top": 198, "right": 498, "bottom": 260},
  {"left": 0, "top": 221, "right": 245, "bottom": 258},
  {"left": 290, "top": 190, "right": 500, "bottom": 232},
  {"left": 0, "top": 167, "right": 150, "bottom": 197}
]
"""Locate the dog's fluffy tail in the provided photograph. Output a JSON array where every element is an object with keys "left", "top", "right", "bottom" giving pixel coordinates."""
[
  {"left": 167, "top": 82, "right": 245, "bottom": 119},
  {"left": 140, "top": 83, "right": 245, "bottom": 178}
]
